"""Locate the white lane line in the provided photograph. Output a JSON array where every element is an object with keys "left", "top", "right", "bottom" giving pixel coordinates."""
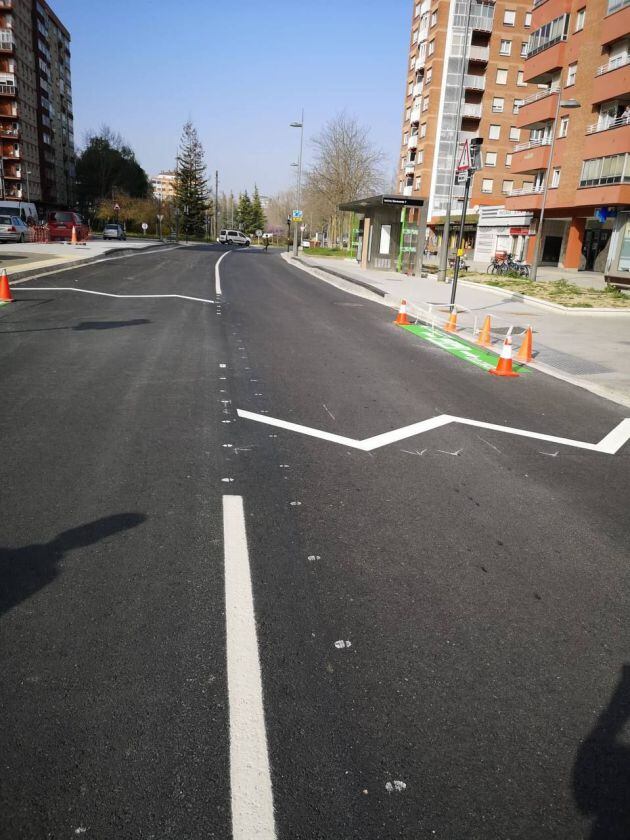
[
  {"left": 236, "top": 409, "right": 630, "bottom": 456},
  {"left": 215, "top": 250, "right": 230, "bottom": 297},
  {"left": 16, "top": 287, "right": 214, "bottom": 304},
  {"left": 223, "top": 495, "right": 277, "bottom": 840},
  {"left": 8, "top": 245, "right": 182, "bottom": 286}
]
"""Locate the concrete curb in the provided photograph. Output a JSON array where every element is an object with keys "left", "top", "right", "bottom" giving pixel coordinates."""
[
  {"left": 7, "top": 242, "right": 177, "bottom": 285},
  {"left": 287, "top": 252, "right": 630, "bottom": 411}
]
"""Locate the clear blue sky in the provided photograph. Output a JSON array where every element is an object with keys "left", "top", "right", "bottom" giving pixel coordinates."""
[{"left": 51, "top": 0, "right": 410, "bottom": 198}]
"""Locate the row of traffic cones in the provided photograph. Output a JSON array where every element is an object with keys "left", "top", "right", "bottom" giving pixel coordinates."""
[{"left": 393, "top": 300, "right": 534, "bottom": 377}]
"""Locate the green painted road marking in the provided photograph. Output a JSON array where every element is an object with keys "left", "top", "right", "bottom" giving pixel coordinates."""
[{"left": 401, "top": 323, "right": 529, "bottom": 373}]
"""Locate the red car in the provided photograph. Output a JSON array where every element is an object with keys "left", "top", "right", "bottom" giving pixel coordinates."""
[{"left": 47, "top": 211, "right": 90, "bottom": 242}]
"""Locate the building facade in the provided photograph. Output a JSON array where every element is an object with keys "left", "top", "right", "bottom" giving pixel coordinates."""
[
  {"left": 399, "top": 0, "right": 540, "bottom": 257},
  {"left": 0, "top": 0, "right": 74, "bottom": 212},
  {"left": 505, "top": 0, "right": 630, "bottom": 283},
  {"left": 150, "top": 170, "right": 176, "bottom": 203}
]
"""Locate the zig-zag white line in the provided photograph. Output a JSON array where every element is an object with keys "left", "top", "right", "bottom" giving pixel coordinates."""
[
  {"left": 16, "top": 287, "right": 214, "bottom": 304},
  {"left": 236, "top": 409, "right": 630, "bottom": 456}
]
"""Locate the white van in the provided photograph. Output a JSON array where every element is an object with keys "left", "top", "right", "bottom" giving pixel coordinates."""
[
  {"left": 0, "top": 201, "right": 39, "bottom": 224},
  {"left": 219, "top": 229, "right": 250, "bottom": 247}
]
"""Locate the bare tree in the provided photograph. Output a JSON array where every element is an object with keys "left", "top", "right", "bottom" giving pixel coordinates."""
[{"left": 305, "top": 112, "right": 385, "bottom": 247}]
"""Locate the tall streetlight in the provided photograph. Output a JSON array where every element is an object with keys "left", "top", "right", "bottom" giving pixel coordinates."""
[
  {"left": 529, "top": 94, "right": 580, "bottom": 281},
  {"left": 290, "top": 111, "right": 304, "bottom": 257}
]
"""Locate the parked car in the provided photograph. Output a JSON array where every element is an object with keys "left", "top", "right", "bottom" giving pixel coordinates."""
[
  {"left": 0, "top": 215, "right": 29, "bottom": 243},
  {"left": 47, "top": 211, "right": 89, "bottom": 241},
  {"left": 219, "top": 229, "right": 250, "bottom": 246},
  {"left": 102, "top": 223, "right": 126, "bottom": 241}
]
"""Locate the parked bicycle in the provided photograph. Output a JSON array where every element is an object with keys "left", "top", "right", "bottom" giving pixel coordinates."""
[{"left": 486, "top": 253, "right": 530, "bottom": 277}]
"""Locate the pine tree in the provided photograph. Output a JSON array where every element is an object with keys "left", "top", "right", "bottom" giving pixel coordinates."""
[
  {"left": 174, "top": 121, "right": 208, "bottom": 238},
  {"left": 237, "top": 191, "right": 254, "bottom": 234},
  {"left": 250, "top": 184, "right": 267, "bottom": 233}
]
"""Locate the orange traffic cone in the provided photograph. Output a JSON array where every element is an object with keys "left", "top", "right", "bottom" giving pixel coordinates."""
[
  {"left": 516, "top": 326, "right": 533, "bottom": 363},
  {"left": 394, "top": 299, "right": 410, "bottom": 326},
  {"left": 476, "top": 315, "right": 492, "bottom": 347},
  {"left": 444, "top": 310, "right": 458, "bottom": 333},
  {"left": 0, "top": 267, "right": 13, "bottom": 302},
  {"left": 70, "top": 225, "right": 77, "bottom": 245},
  {"left": 489, "top": 335, "right": 519, "bottom": 378}
]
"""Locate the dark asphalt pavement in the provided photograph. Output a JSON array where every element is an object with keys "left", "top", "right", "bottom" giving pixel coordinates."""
[{"left": 1, "top": 244, "right": 629, "bottom": 839}]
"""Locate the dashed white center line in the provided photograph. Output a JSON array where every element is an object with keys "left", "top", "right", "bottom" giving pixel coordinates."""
[{"left": 223, "top": 495, "right": 277, "bottom": 840}]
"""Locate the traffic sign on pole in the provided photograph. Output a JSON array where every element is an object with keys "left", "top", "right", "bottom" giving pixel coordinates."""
[{"left": 292, "top": 210, "right": 303, "bottom": 222}]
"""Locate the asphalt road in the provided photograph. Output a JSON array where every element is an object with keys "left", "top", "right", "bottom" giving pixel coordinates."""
[{"left": 1, "top": 244, "right": 629, "bottom": 840}]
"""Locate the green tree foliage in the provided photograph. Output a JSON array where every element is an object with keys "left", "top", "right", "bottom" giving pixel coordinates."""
[
  {"left": 250, "top": 184, "right": 267, "bottom": 233},
  {"left": 237, "top": 191, "right": 254, "bottom": 234},
  {"left": 76, "top": 127, "right": 150, "bottom": 211},
  {"left": 174, "top": 121, "right": 209, "bottom": 238}
]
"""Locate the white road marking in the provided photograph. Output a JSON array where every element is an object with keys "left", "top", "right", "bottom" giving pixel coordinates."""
[
  {"left": 215, "top": 250, "right": 230, "bottom": 296},
  {"left": 223, "top": 496, "right": 277, "bottom": 840},
  {"left": 334, "top": 640, "right": 352, "bottom": 649},
  {"left": 237, "top": 409, "right": 630, "bottom": 456},
  {"left": 385, "top": 781, "right": 407, "bottom": 793},
  {"left": 322, "top": 404, "right": 336, "bottom": 421},
  {"left": 17, "top": 287, "right": 214, "bottom": 304}
]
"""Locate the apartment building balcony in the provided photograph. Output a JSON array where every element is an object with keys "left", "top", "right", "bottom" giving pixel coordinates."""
[
  {"left": 602, "top": 0, "right": 630, "bottom": 45},
  {"left": 585, "top": 118, "right": 630, "bottom": 159},
  {"left": 511, "top": 140, "right": 551, "bottom": 173},
  {"left": 404, "top": 163, "right": 416, "bottom": 175},
  {"left": 413, "top": 82, "right": 422, "bottom": 96},
  {"left": 415, "top": 54, "right": 426, "bottom": 71},
  {"left": 523, "top": 39, "right": 566, "bottom": 84},
  {"left": 410, "top": 106, "right": 421, "bottom": 124},
  {"left": 576, "top": 183, "right": 630, "bottom": 207},
  {"left": 515, "top": 87, "right": 559, "bottom": 128},
  {"left": 462, "top": 103, "right": 482, "bottom": 119},
  {"left": 464, "top": 74, "right": 486, "bottom": 91},
  {"left": 0, "top": 1, "right": 13, "bottom": 8},
  {"left": 593, "top": 54, "right": 630, "bottom": 104},
  {"left": 531, "top": 0, "right": 571, "bottom": 30},
  {"left": 0, "top": 32, "right": 13, "bottom": 52},
  {"left": 470, "top": 9, "right": 494, "bottom": 33},
  {"left": 408, "top": 134, "right": 419, "bottom": 150},
  {"left": 3, "top": 167, "right": 20, "bottom": 179},
  {"left": 505, "top": 186, "right": 545, "bottom": 211},
  {"left": 3, "top": 147, "right": 19, "bottom": 158},
  {"left": 0, "top": 126, "right": 17, "bottom": 138},
  {"left": 403, "top": 185, "right": 414, "bottom": 196},
  {"left": 0, "top": 82, "right": 15, "bottom": 96},
  {"left": 468, "top": 45, "right": 489, "bottom": 63},
  {"left": 4, "top": 186, "right": 21, "bottom": 198}
]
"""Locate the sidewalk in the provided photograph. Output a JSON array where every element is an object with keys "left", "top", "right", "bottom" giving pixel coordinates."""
[
  {"left": 294, "top": 254, "right": 630, "bottom": 408},
  {"left": 1, "top": 238, "right": 168, "bottom": 282}
]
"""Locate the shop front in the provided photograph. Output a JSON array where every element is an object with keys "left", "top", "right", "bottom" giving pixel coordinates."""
[{"left": 605, "top": 210, "right": 630, "bottom": 287}]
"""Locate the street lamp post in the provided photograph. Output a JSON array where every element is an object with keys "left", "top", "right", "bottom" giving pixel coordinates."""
[
  {"left": 286, "top": 215, "right": 291, "bottom": 253},
  {"left": 290, "top": 111, "right": 304, "bottom": 257},
  {"left": 529, "top": 94, "right": 580, "bottom": 282}
]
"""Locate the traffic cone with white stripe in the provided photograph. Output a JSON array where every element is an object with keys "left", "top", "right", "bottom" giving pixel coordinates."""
[
  {"left": 395, "top": 299, "right": 410, "bottom": 326},
  {"left": 70, "top": 225, "right": 77, "bottom": 245},
  {"left": 489, "top": 335, "right": 519, "bottom": 377},
  {"left": 0, "top": 268, "right": 13, "bottom": 302}
]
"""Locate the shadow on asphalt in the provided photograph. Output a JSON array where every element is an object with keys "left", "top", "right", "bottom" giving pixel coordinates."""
[
  {"left": 0, "top": 513, "right": 146, "bottom": 617},
  {"left": 573, "top": 664, "right": 630, "bottom": 839},
  {"left": 0, "top": 319, "right": 151, "bottom": 334}
]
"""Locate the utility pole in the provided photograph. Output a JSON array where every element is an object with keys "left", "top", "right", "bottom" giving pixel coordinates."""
[
  {"left": 437, "top": 0, "right": 474, "bottom": 283},
  {"left": 215, "top": 170, "right": 219, "bottom": 240},
  {"left": 290, "top": 111, "right": 304, "bottom": 257}
]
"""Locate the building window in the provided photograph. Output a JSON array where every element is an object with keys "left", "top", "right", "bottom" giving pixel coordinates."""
[
  {"left": 575, "top": 8, "right": 585, "bottom": 31},
  {"left": 408, "top": 81, "right": 413, "bottom": 95},
  {"left": 492, "top": 97, "right": 504, "bottom": 112},
  {"left": 415, "top": 176, "right": 422, "bottom": 190},
  {"left": 521, "top": 42, "right": 528, "bottom": 56},
  {"left": 527, "top": 14, "right": 569, "bottom": 59},
  {"left": 489, "top": 124, "right": 501, "bottom": 140},
  {"left": 485, "top": 151, "right": 497, "bottom": 166},
  {"left": 500, "top": 40, "right": 512, "bottom": 55},
  {"left": 551, "top": 168, "right": 561, "bottom": 187},
  {"left": 525, "top": 11, "right": 532, "bottom": 27},
  {"left": 406, "top": 107, "right": 411, "bottom": 120},
  {"left": 482, "top": 178, "right": 494, "bottom": 193},
  {"left": 431, "top": 10, "right": 437, "bottom": 26},
  {"left": 513, "top": 99, "right": 524, "bottom": 114},
  {"left": 425, "top": 67, "right": 432, "bottom": 84},
  {"left": 559, "top": 116, "right": 569, "bottom": 138},
  {"left": 579, "top": 153, "right": 630, "bottom": 187},
  {"left": 428, "top": 39, "right": 435, "bottom": 55},
  {"left": 505, "top": 153, "right": 512, "bottom": 166},
  {"left": 404, "top": 132, "right": 409, "bottom": 144},
  {"left": 496, "top": 68, "right": 508, "bottom": 85},
  {"left": 417, "top": 149, "right": 424, "bottom": 164},
  {"left": 517, "top": 70, "right": 526, "bottom": 87},
  {"left": 566, "top": 62, "right": 577, "bottom": 86},
  {"left": 420, "top": 123, "right": 427, "bottom": 138},
  {"left": 509, "top": 126, "right": 520, "bottom": 141},
  {"left": 423, "top": 96, "right": 429, "bottom": 111},
  {"left": 503, "top": 9, "right": 516, "bottom": 26},
  {"left": 502, "top": 180, "right": 514, "bottom": 194},
  {"left": 415, "top": 3, "right": 420, "bottom": 16}
]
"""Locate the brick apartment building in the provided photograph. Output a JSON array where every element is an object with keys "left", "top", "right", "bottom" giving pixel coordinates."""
[
  {"left": 505, "top": 0, "right": 630, "bottom": 283},
  {"left": 0, "top": 0, "right": 75, "bottom": 213},
  {"left": 399, "top": 0, "right": 542, "bottom": 262},
  {"left": 150, "top": 170, "right": 176, "bottom": 203}
]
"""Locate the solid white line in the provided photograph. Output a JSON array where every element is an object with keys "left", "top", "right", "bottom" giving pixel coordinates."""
[
  {"left": 8, "top": 245, "right": 182, "bottom": 286},
  {"left": 16, "top": 287, "right": 214, "bottom": 304},
  {"left": 236, "top": 409, "right": 630, "bottom": 456},
  {"left": 215, "top": 250, "right": 229, "bottom": 296},
  {"left": 223, "top": 495, "right": 277, "bottom": 840}
]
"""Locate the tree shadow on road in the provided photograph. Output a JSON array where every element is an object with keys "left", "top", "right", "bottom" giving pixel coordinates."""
[
  {"left": 0, "top": 319, "right": 151, "bottom": 334},
  {"left": 573, "top": 664, "right": 630, "bottom": 840},
  {"left": 0, "top": 513, "right": 146, "bottom": 617}
]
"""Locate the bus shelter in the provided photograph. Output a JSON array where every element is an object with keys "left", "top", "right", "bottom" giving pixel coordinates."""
[{"left": 339, "top": 194, "right": 427, "bottom": 275}]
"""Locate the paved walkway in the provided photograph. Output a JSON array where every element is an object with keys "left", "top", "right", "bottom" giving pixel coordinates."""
[{"left": 297, "top": 255, "right": 630, "bottom": 408}]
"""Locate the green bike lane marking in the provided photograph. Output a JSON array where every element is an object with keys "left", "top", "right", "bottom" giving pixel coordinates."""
[{"left": 401, "top": 324, "right": 530, "bottom": 373}]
